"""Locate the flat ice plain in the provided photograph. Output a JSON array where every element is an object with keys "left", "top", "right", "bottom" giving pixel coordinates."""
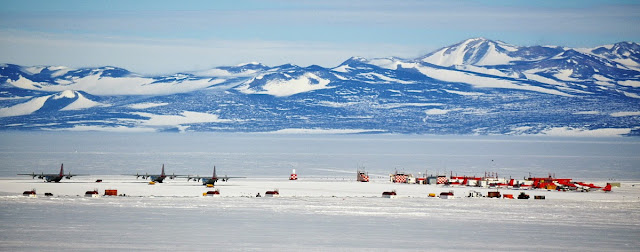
[{"left": 1, "top": 132, "right": 639, "bottom": 251}]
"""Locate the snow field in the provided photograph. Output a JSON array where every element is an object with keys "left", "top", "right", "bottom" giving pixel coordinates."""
[
  {"left": 1, "top": 176, "right": 636, "bottom": 201},
  {"left": 1, "top": 177, "right": 639, "bottom": 251}
]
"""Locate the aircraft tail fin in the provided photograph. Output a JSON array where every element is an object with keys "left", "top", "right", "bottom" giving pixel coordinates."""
[
  {"left": 603, "top": 183, "right": 612, "bottom": 192},
  {"left": 213, "top": 166, "right": 216, "bottom": 178},
  {"left": 161, "top": 164, "right": 165, "bottom": 176},
  {"left": 59, "top": 163, "right": 64, "bottom": 176}
]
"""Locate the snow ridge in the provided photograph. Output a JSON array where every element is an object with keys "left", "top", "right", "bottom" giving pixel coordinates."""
[{"left": 0, "top": 38, "right": 639, "bottom": 135}]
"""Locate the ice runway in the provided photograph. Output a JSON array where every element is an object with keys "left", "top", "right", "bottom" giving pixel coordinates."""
[{"left": 1, "top": 177, "right": 639, "bottom": 251}]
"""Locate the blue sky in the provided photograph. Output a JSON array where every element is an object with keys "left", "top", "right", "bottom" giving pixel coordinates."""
[{"left": 1, "top": 0, "right": 639, "bottom": 74}]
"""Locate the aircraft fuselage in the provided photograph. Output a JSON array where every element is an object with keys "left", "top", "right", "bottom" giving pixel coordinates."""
[
  {"left": 45, "top": 176, "right": 64, "bottom": 183},
  {"left": 150, "top": 176, "right": 166, "bottom": 183},
  {"left": 202, "top": 178, "right": 218, "bottom": 185}
]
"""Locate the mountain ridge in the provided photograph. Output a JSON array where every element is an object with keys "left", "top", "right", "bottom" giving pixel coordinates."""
[{"left": 1, "top": 38, "right": 639, "bottom": 136}]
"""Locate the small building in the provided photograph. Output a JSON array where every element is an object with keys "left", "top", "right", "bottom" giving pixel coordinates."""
[
  {"left": 439, "top": 191, "right": 454, "bottom": 199},
  {"left": 513, "top": 181, "right": 533, "bottom": 189},
  {"left": 265, "top": 190, "right": 280, "bottom": 197},
  {"left": 534, "top": 195, "right": 545, "bottom": 200},
  {"left": 426, "top": 176, "right": 438, "bottom": 185},
  {"left": 487, "top": 191, "right": 501, "bottom": 198},
  {"left": 465, "top": 179, "right": 479, "bottom": 187},
  {"left": 481, "top": 173, "right": 507, "bottom": 188},
  {"left": 104, "top": 189, "right": 118, "bottom": 196},
  {"left": 23, "top": 189, "right": 36, "bottom": 197},
  {"left": 390, "top": 171, "right": 415, "bottom": 183},
  {"left": 503, "top": 194, "right": 514, "bottom": 199},
  {"left": 85, "top": 190, "right": 99, "bottom": 198},
  {"left": 357, "top": 170, "right": 370, "bottom": 182},
  {"left": 204, "top": 189, "right": 220, "bottom": 197},
  {"left": 448, "top": 176, "right": 463, "bottom": 185},
  {"left": 382, "top": 190, "right": 397, "bottom": 198},
  {"left": 528, "top": 175, "right": 574, "bottom": 190}
]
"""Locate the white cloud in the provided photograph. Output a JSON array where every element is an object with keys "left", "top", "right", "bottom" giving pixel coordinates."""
[{"left": 0, "top": 2, "right": 638, "bottom": 75}]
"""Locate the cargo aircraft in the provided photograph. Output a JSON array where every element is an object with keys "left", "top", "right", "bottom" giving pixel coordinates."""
[
  {"left": 18, "top": 164, "right": 83, "bottom": 182},
  {"left": 187, "top": 166, "right": 244, "bottom": 186},
  {"left": 130, "top": 164, "right": 184, "bottom": 183}
]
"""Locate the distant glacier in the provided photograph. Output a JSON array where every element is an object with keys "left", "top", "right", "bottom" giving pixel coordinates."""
[{"left": 1, "top": 38, "right": 639, "bottom": 136}]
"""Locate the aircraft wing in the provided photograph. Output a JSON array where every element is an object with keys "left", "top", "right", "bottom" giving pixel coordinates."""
[
  {"left": 17, "top": 173, "right": 41, "bottom": 176},
  {"left": 125, "top": 173, "right": 159, "bottom": 179},
  {"left": 63, "top": 174, "right": 88, "bottom": 177},
  {"left": 17, "top": 172, "right": 49, "bottom": 178},
  {"left": 17, "top": 172, "right": 87, "bottom": 180},
  {"left": 221, "top": 176, "right": 246, "bottom": 179},
  {"left": 17, "top": 173, "right": 87, "bottom": 177},
  {"left": 125, "top": 173, "right": 190, "bottom": 179},
  {"left": 163, "top": 174, "right": 190, "bottom": 179},
  {"left": 185, "top": 175, "right": 246, "bottom": 182},
  {"left": 184, "top": 175, "right": 205, "bottom": 182}
]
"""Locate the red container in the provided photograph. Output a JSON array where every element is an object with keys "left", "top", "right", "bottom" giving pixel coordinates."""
[{"left": 104, "top": 189, "right": 118, "bottom": 196}]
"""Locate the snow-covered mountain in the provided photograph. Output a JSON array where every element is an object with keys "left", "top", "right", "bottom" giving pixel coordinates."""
[
  {"left": 0, "top": 90, "right": 107, "bottom": 118},
  {"left": 420, "top": 37, "right": 524, "bottom": 66},
  {"left": 588, "top": 42, "right": 640, "bottom": 70},
  {"left": 1, "top": 38, "right": 639, "bottom": 136}
]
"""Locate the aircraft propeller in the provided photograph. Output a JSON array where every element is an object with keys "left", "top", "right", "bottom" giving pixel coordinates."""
[{"left": 187, "top": 176, "right": 202, "bottom": 182}]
